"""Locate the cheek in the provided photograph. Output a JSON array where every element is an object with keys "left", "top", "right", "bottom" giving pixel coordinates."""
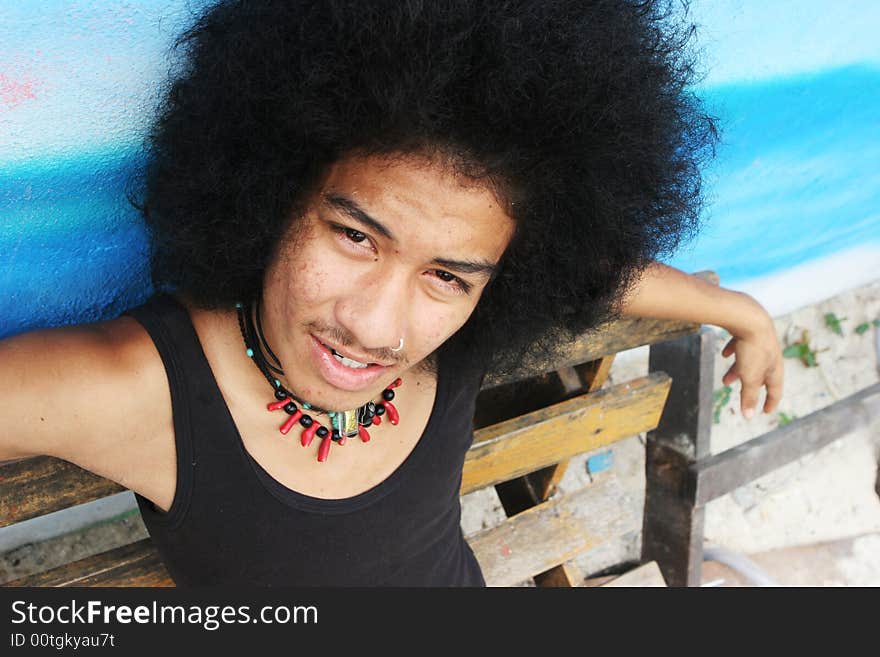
[
  {"left": 288, "top": 260, "right": 331, "bottom": 305},
  {"left": 267, "top": 221, "right": 341, "bottom": 305},
  {"left": 274, "top": 246, "right": 347, "bottom": 307}
]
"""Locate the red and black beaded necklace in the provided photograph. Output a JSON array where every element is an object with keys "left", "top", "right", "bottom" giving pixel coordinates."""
[{"left": 235, "top": 297, "right": 400, "bottom": 462}]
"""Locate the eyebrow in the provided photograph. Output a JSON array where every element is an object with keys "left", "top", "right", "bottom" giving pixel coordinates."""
[
  {"left": 323, "top": 192, "right": 500, "bottom": 280},
  {"left": 324, "top": 193, "right": 395, "bottom": 240}
]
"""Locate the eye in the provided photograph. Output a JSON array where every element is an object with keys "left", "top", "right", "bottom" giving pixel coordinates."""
[
  {"left": 339, "top": 226, "right": 367, "bottom": 244},
  {"left": 343, "top": 227, "right": 367, "bottom": 243},
  {"left": 430, "top": 269, "right": 472, "bottom": 295},
  {"left": 329, "top": 223, "right": 368, "bottom": 249}
]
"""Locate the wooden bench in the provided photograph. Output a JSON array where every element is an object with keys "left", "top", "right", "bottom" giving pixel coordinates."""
[{"left": 0, "top": 270, "right": 720, "bottom": 587}]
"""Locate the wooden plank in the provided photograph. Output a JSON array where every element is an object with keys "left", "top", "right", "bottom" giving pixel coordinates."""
[
  {"left": 600, "top": 560, "right": 667, "bottom": 587},
  {"left": 534, "top": 562, "right": 585, "bottom": 587},
  {"left": 468, "top": 473, "right": 641, "bottom": 587},
  {"left": 529, "top": 356, "right": 617, "bottom": 503},
  {"left": 0, "top": 456, "right": 125, "bottom": 528},
  {"left": 461, "top": 372, "right": 672, "bottom": 496},
  {"left": 642, "top": 329, "right": 715, "bottom": 587},
  {"left": 482, "top": 271, "right": 717, "bottom": 390},
  {"left": 2, "top": 539, "right": 173, "bottom": 587},
  {"left": 483, "top": 317, "right": 698, "bottom": 390},
  {"left": 692, "top": 381, "right": 880, "bottom": 506},
  {"left": 525, "top": 356, "right": 618, "bottom": 586},
  {"left": 647, "top": 328, "right": 715, "bottom": 461},
  {"left": 479, "top": 357, "right": 618, "bottom": 516}
]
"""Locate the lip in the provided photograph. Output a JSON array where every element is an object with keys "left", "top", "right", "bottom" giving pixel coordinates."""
[
  {"left": 309, "top": 335, "right": 391, "bottom": 391},
  {"left": 316, "top": 337, "right": 392, "bottom": 367}
]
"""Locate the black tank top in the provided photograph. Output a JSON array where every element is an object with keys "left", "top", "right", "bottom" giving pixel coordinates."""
[{"left": 122, "top": 293, "right": 486, "bottom": 586}]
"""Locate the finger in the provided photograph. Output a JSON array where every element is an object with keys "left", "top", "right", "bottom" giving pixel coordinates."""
[
  {"left": 763, "top": 382, "right": 783, "bottom": 414},
  {"left": 762, "top": 365, "right": 785, "bottom": 414},
  {"left": 721, "top": 337, "right": 737, "bottom": 358},
  {"left": 721, "top": 363, "right": 739, "bottom": 386},
  {"left": 740, "top": 378, "right": 760, "bottom": 419}
]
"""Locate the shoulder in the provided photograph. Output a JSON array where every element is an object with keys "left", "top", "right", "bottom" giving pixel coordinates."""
[
  {"left": 0, "top": 310, "right": 167, "bottom": 422},
  {"left": 0, "top": 307, "right": 174, "bottom": 494}
]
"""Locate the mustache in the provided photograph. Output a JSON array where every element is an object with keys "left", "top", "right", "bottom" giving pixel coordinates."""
[{"left": 304, "top": 320, "right": 405, "bottom": 365}]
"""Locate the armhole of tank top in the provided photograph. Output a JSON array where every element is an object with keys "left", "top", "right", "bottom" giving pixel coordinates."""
[{"left": 122, "top": 297, "right": 194, "bottom": 531}]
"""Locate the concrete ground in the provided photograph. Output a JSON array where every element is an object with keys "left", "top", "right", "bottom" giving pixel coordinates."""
[
  {"left": 3, "top": 278, "right": 880, "bottom": 586},
  {"left": 461, "top": 276, "right": 880, "bottom": 586}
]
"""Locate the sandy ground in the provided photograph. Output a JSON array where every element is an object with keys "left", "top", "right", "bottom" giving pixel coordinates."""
[{"left": 3, "top": 277, "right": 880, "bottom": 586}]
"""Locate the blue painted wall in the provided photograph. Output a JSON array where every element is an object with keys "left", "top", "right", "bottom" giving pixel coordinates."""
[
  {"left": 2, "top": 1, "right": 879, "bottom": 338},
  {"left": 666, "top": 1, "right": 880, "bottom": 300}
]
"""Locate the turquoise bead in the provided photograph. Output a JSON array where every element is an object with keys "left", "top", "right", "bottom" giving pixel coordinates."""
[{"left": 246, "top": 348, "right": 254, "bottom": 357}]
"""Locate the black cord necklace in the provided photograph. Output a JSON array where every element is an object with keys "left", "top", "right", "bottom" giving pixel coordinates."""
[{"left": 235, "top": 297, "right": 400, "bottom": 462}]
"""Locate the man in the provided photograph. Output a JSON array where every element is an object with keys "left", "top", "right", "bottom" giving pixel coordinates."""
[{"left": 0, "top": 0, "right": 782, "bottom": 585}]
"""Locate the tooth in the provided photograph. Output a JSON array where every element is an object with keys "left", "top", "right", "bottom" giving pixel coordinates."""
[{"left": 332, "top": 352, "right": 368, "bottom": 369}]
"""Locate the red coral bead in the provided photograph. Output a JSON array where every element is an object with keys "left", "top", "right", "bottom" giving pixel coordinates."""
[
  {"left": 372, "top": 415, "right": 381, "bottom": 426},
  {"left": 279, "top": 409, "right": 303, "bottom": 434},
  {"left": 317, "top": 436, "right": 332, "bottom": 462},
  {"left": 384, "top": 401, "right": 399, "bottom": 425},
  {"left": 358, "top": 425, "right": 371, "bottom": 442},
  {"left": 267, "top": 398, "right": 290, "bottom": 411},
  {"left": 300, "top": 422, "right": 319, "bottom": 447}
]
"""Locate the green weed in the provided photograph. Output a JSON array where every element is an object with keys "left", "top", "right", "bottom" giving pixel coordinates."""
[
  {"left": 824, "top": 312, "right": 847, "bottom": 336},
  {"left": 778, "top": 412, "right": 796, "bottom": 427},
  {"left": 782, "top": 329, "right": 827, "bottom": 367},
  {"left": 713, "top": 385, "right": 732, "bottom": 424},
  {"left": 854, "top": 317, "right": 879, "bottom": 335}
]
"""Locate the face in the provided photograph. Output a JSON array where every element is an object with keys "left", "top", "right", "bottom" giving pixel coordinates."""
[{"left": 259, "top": 152, "right": 515, "bottom": 411}]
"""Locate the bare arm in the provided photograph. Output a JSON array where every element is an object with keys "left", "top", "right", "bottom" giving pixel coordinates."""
[
  {"left": 617, "top": 261, "right": 765, "bottom": 335},
  {"left": 0, "top": 319, "right": 173, "bottom": 496},
  {"left": 0, "top": 324, "right": 111, "bottom": 461},
  {"left": 617, "top": 261, "right": 784, "bottom": 418}
]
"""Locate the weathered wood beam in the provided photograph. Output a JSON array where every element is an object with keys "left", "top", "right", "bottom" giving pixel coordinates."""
[
  {"left": 482, "top": 271, "right": 717, "bottom": 390},
  {"left": 597, "top": 560, "right": 667, "bottom": 587},
  {"left": 692, "top": 381, "right": 880, "bottom": 506},
  {"left": 492, "top": 351, "right": 643, "bottom": 589},
  {"left": 533, "top": 561, "right": 585, "bottom": 587},
  {"left": 462, "top": 372, "right": 672, "bottom": 496},
  {"left": 469, "top": 473, "right": 641, "bottom": 587},
  {"left": 530, "top": 356, "right": 617, "bottom": 503},
  {"left": 642, "top": 328, "right": 715, "bottom": 587},
  {"left": 0, "top": 456, "right": 125, "bottom": 528},
  {"left": 2, "top": 539, "right": 173, "bottom": 587}
]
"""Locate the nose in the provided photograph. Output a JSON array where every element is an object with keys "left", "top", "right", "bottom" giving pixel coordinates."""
[{"left": 334, "top": 267, "right": 411, "bottom": 356}]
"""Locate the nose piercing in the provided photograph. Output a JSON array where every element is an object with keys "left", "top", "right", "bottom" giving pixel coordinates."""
[{"left": 390, "top": 338, "right": 404, "bottom": 352}]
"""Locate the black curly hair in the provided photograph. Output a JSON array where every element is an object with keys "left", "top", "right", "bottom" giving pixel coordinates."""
[{"left": 130, "top": 0, "right": 719, "bottom": 378}]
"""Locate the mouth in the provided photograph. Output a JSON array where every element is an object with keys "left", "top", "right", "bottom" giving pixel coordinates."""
[
  {"left": 309, "top": 335, "right": 393, "bottom": 392},
  {"left": 316, "top": 338, "right": 394, "bottom": 369},
  {"left": 326, "top": 344, "right": 371, "bottom": 369}
]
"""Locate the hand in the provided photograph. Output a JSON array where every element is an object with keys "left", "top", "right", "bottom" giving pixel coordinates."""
[{"left": 720, "top": 312, "right": 785, "bottom": 420}]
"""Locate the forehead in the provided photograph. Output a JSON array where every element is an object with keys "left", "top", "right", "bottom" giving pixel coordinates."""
[{"left": 316, "top": 153, "right": 515, "bottom": 259}]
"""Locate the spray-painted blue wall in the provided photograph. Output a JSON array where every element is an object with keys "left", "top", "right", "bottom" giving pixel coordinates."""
[
  {"left": 0, "top": 1, "right": 204, "bottom": 338},
  {"left": 2, "top": 1, "right": 879, "bottom": 338},
  {"left": 666, "top": 1, "right": 880, "bottom": 314}
]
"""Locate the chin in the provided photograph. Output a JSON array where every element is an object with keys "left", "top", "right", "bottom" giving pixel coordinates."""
[{"left": 306, "top": 373, "right": 394, "bottom": 411}]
